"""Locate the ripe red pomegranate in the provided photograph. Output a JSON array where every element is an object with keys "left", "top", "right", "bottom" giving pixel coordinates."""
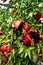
[
  {"left": 22, "top": 34, "right": 34, "bottom": 46},
  {"left": 35, "top": 12, "right": 42, "bottom": 21},
  {"left": 28, "top": 29, "right": 43, "bottom": 42},
  {"left": 14, "top": 20, "right": 22, "bottom": 31},
  {"left": 1, "top": 43, "right": 9, "bottom": 55},
  {"left": 3, "top": 57, "right": 8, "bottom": 64},
  {"left": 35, "top": 12, "right": 42, "bottom": 24},
  {"left": 22, "top": 21, "right": 30, "bottom": 34}
]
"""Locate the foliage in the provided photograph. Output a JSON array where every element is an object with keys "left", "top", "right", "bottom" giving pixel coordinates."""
[{"left": 0, "top": 0, "right": 43, "bottom": 65}]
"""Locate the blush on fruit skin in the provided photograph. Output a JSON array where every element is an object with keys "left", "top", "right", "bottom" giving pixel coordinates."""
[
  {"left": 14, "top": 20, "right": 22, "bottom": 31},
  {"left": 1, "top": 44, "right": 7, "bottom": 53},
  {"left": 22, "top": 34, "right": 33, "bottom": 46},
  {"left": 35, "top": 12, "right": 42, "bottom": 21},
  {"left": 22, "top": 21, "right": 30, "bottom": 34},
  {"left": 3, "top": 57, "right": 8, "bottom": 64},
  {"left": 28, "top": 29, "right": 37, "bottom": 34},
  {"left": 23, "top": 21, "right": 30, "bottom": 31},
  {"left": 1, "top": 43, "right": 9, "bottom": 55}
]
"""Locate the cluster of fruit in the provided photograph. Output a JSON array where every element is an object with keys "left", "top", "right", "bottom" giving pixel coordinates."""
[
  {"left": 0, "top": 11, "right": 43, "bottom": 64},
  {"left": 13, "top": 12, "right": 43, "bottom": 46},
  {"left": 0, "top": 12, "right": 43, "bottom": 47},
  {"left": 0, "top": 43, "right": 14, "bottom": 64}
]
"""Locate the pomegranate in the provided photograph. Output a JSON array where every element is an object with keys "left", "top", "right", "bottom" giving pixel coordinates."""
[
  {"left": 28, "top": 29, "right": 43, "bottom": 42},
  {"left": 3, "top": 56, "right": 8, "bottom": 64},
  {"left": 35, "top": 12, "right": 42, "bottom": 21},
  {"left": 1, "top": 43, "right": 9, "bottom": 55},
  {"left": 22, "top": 34, "right": 34, "bottom": 46},
  {"left": 22, "top": 21, "right": 30, "bottom": 34},
  {"left": 14, "top": 20, "right": 22, "bottom": 31}
]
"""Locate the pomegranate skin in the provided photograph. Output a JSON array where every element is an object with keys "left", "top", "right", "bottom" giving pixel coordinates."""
[
  {"left": 1, "top": 44, "right": 7, "bottom": 53},
  {"left": 22, "top": 21, "right": 30, "bottom": 34},
  {"left": 3, "top": 57, "right": 8, "bottom": 64},
  {"left": 35, "top": 12, "right": 42, "bottom": 21},
  {"left": 14, "top": 20, "right": 22, "bottom": 31},
  {"left": 1, "top": 43, "right": 9, "bottom": 55},
  {"left": 28, "top": 29, "right": 43, "bottom": 42},
  {"left": 22, "top": 34, "right": 33, "bottom": 46},
  {"left": 35, "top": 12, "right": 42, "bottom": 24}
]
